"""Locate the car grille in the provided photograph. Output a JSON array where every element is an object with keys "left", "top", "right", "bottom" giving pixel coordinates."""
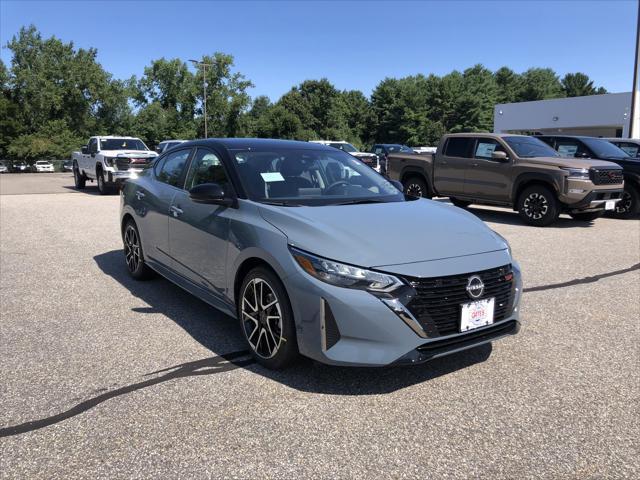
[
  {"left": 590, "top": 168, "right": 623, "bottom": 185},
  {"left": 405, "top": 265, "right": 514, "bottom": 337}
]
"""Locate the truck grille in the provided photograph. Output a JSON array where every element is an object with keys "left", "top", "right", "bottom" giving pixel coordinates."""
[
  {"left": 115, "top": 157, "right": 153, "bottom": 171},
  {"left": 590, "top": 168, "right": 623, "bottom": 185},
  {"left": 405, "top": 265, "right": 514, "bottom": 337}
]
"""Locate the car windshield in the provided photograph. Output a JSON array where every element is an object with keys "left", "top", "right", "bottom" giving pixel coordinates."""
[
  {"left": 232, "top": 147, "right": 404, "bottom": 206},
  {"left": 581, "top": 138, "right": 630, "bottom": 159},
  {"left": 386, "top": 144, "right": 414, "bottom": 153},
  {"left": 36, "top": 161, "right": 49, "bottom": 165},
  {"left": 504, "top": 136, "right": 559, "bottom": 158},
  {"left": 328, "top": 143, "right": 357, "bottom": 153},
  {"left": 100, "top": 138, "right": 148, "bottom": 151}
]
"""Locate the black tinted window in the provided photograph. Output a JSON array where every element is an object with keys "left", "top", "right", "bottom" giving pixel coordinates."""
[
  {"left": 185, "top": 149, "right": 231, "bottom": 191},
  {"left": 444, "top": 138, "right": 472, "bottom": 158},
  {"left": 157, "top": 149, "right": 191, "bottom": 187},
  {"left": 100, "top": 138, "right": 148, "bottom": 151}
]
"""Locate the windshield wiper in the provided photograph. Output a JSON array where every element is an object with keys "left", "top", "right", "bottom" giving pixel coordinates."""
[
  {"left": 260, "top": 200, "right": 301, "bottom": 207},
  {"left": 333, "top": 198, "right": 389, "bottom": 206}
]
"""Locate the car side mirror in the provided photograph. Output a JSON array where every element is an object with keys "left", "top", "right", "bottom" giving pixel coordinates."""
[
  {"left": 189, "top": 183, "right": 237, "bottom": 207},
  {"left": 81, "top": 146, "right": 88, "bottom": 154},
  {"left": 390, "top": 180, "right": 403, "bottom": 191},
  {"left": 491, "top": 151, "right": 509, "bottom": 162}
]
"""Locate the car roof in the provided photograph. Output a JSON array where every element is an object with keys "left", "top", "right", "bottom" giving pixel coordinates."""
[
  {"left": 160, "top": 139, "right": 188, "bottom": 143},
  {"left": 445, "top": 133, "right": 528, "bottom": 139},
  {"left": 179, "top": 138, "right": 337, "bottom": 151}
]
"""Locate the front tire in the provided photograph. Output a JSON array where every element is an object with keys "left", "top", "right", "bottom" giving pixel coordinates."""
[
  {"left": 238, "top": 267, "right": 299, "bottom": 369},
  {"left": 97, "top": 169, "right": 111, "bottom": 195},
  {"left": 73, "top": 162, "right": 86, "bottom": 190},
  {"left": 403, "top": 176, "right": 430, "bottom": 198},
  {"left": 517, "top": 185, "right": 560, "bottom": 226},
  {"left": 610, "top": 185, "right": 640, "bottom": 219},
  {"left": 570, "top": 211, "right": 603, "bottom": 222},
  {"left": 123, "top": 220, "right": 154, "bottom": 280}
]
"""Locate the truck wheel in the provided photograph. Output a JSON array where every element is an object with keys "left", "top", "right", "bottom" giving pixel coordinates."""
[
  {"left": 97, "top": 169, "right": 111, "bottom": 195},
  {"left": 610, "top": 184, "right": 640, "bottom": 219},
  {"left": 403, "top": 176, "right": 430, "bottom": 198},
  {"left": 238, "top": 267, "right": 299, "bottom": 369},
  {"left": 570, "top": 211, "right": 603, "bottom": 222},
  {"left": 123, "top": 220, "right": 154, "bottom": 280},
  {"left": 517, "top": 185, "right": 559, "bottom": 226},
  {"left": 450, "top": 197, "right": 472, "bottom": 208},
  {"left": 73, "top": 162, "right": 86, "bottom": 190}
]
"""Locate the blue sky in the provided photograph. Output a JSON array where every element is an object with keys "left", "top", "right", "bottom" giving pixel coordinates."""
[{"left": 1, "top": 0, "right": 637, "bottom": 100}]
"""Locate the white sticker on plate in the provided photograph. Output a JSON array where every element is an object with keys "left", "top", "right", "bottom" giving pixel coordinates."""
[{"left": 260, "top": 172, "right": 285, "bottom": 182}]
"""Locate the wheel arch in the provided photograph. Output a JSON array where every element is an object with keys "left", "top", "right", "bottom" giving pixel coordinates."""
[
  {"left": 400, "top": 168, "right": 433, "bottom": 195},
  {"left": 233, "top": 256, "right": 283, "bottom": 308},
  {"left": 512, "top": 173, "right": 559, "bottom": 211}
]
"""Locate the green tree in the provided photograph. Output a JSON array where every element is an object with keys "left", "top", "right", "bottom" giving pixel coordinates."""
[
  {"left": 561, "top": 72, "right": 607, "bottom": 97},
  {"left": 7, "top": 119, "right": 83, "bottom": 160},
  {"left": 494, "top": 67, "right": 521, "bottom": 104},
  {"left": 517, "top": 68, "right": 564, "bottom": 101}
]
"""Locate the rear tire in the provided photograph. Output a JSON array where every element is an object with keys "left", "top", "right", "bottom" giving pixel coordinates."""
[
  {"left": 570, "top": 211, "right": 604, "bottom": 222},
  {"left": 610, "top": 184, "right": 640, "bottom": 219},
  {"left": 123, "top": 220, "right": 154, "bottom": 280},
  {"left": 73, "top": 162, "right": 86, "bottom": 190},
  {"left": 450, "top": 197, "right": 472, "bottom": 208},
  {"left": 238, "top": 267, "right": 299, "bottom": 369},
  {"left": 403, "top": 176, "right": 430, "bottom": 198},
  {"left": 517, "top": 185, "right": 560, "bottom": 226}
]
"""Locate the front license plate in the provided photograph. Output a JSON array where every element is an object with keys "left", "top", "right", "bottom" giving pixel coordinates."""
[
  {"left": 460, "top": 298, "right": 495, "bottom": 332},
  {"left": 605, "top": 200, "right": 615, "bottom": 210}
]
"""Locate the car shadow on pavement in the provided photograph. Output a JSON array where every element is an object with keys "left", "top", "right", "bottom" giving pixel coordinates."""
[
  {"left": 93, "top": 249, "right": 493, "bottom": 395},
  {"left": 62, "top": 185, "right": 105, "bottom": 195}
]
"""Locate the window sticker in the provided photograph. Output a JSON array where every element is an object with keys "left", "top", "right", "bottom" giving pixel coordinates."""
[
  {"left": 558, "top": 144, "right": 578, "bottom": 156},
  {"left": 260, "top": 172, "right": 285, "bottom": 182},
  {"left": 476, "top": 142, "right": 497, "bottom": 158}
]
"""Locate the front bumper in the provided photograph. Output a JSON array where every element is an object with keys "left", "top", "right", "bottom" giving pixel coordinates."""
[
  {"left": 286, "top": 252, "right": 522, "bottom": 367},
  {"left": 106, "top": 169, "right": 144, "bottom": 184},
  {"left": 566, "top": 188, "right": 624, "bottom": 212}
]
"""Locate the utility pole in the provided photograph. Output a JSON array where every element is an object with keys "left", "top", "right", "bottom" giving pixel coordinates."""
[
  {"left": 190, "top": 59, "right": 214, "bottom": 138},
  {"left": 630, "top": 0, "right": 640, "bottom": 138}
]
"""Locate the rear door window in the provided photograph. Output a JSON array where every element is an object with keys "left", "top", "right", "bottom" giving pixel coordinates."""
[
  {"left": 444, "top": 138, "right": 473, "bottom": 158},
  {"left": 615, "top": 142, "right": 639, "bottom": 157},
  {"left": 555, "top": 139, "right": 590, "bottom": 158}
]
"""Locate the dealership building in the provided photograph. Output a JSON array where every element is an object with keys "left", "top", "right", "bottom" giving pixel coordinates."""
[{"left": 493, "top": 92, "right": 639, "bottom": 138}]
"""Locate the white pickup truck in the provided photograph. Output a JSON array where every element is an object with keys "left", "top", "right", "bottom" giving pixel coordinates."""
[{"left": 71, "top": 136, "right": 157, "bottom": 194}]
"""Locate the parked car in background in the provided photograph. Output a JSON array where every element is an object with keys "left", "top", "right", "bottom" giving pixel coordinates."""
[
  {"left": 604, "top": 138, "right": 640, "bottom": 158},
  {"left": 537, "top": 135, "right": 640, "bottom": 218},
  {"left": 309, "top": 140, "right": 381, "bottom": 172},
  {"left": 63, "top": 160, "right": 73, "bottom": 172},
  {"left": 156, "top": 139, "right": 187, "bottom": 154},
  {"left": 121, "top": 138, "right": 521, "bottom": 369},
  {"left": 0, "top": 162, "right": 8, "bottom": 173},
  {"left": 33, "top": 160, "right": 55, "bottom": 172},
  {"left": 72, "top": 136, "right": 157, "bottom": 194},
  {"left": 371, "top": 144, "right": 416, "bottom": 174},
  {"left": 13, "top": 162, "right": 29, "bottom": 173},
  {"left": 386, "top": 133, "right": 624, "bottom": 226}
]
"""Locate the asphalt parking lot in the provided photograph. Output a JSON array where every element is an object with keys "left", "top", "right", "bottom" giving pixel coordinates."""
[{"left": 1, "top": 173, "right": 639, "bottom": 479}]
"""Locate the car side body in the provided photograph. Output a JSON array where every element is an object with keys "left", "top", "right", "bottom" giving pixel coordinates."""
[
  {"left": 386, "top": 133, "right": 624, "bottom": 226},
  {"left": 120, "top": 138, "right": 522, "bottom": 368}
]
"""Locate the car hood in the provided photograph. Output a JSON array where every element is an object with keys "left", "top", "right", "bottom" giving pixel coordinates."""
[
  {"left": 259, "top": 199, "right": 507, "bottom": 268},
  {"left": 526, "top": 156, "right": 622, "bottom": 169},
  {"left": 108, "top": 150, "right": 157, "bottom": 157}
]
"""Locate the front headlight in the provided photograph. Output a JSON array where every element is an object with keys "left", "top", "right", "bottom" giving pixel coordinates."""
[
  {"left": 104, "top": 157, "right": 114, "bottom": 167},
  {"left": 562, "top": 167, "right": 590, "bottom": 179},
  {"left": 290, "top": 246, "right": 404, "bottom": 293}
]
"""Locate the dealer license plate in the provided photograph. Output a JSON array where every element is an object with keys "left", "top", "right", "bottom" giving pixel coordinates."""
[
  {"left": 605, "top": 200, "right": 615, "bottom": 210},
  {"left": 460, "top": 298, "right": 495, "bottom": 332}
]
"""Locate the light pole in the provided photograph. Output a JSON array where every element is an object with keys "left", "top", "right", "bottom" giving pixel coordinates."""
[
  {"left": 629, "top": 0, "right": 640, "bottom": 138},
  {"left": 190, "top": 59, "right": 214, "bottom": 138}
]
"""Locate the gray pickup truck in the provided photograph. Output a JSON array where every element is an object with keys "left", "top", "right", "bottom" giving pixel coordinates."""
[{"left": 386, "top": 133, "right": 624, "bottom": 226}]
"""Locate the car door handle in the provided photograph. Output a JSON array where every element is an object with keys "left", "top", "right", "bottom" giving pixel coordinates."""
[
  {"left": 170, "top": 206, "right": 183, "bottom": 217},
  {"left": 135, "top": 191, "right": 146, "bottom": 200}
]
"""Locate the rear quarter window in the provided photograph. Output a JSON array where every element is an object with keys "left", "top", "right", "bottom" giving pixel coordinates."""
[{"left": 444, "top": 138, "right": 473, "bottom": 158}]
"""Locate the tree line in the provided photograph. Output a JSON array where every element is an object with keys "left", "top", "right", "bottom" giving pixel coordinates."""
[{"left": 0, "top": 26, "right": 608, "bottom": 160}]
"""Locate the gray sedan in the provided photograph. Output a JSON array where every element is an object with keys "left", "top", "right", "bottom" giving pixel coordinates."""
[{"left": 120, "top": 139, "right": 522, "bottom": 369}]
